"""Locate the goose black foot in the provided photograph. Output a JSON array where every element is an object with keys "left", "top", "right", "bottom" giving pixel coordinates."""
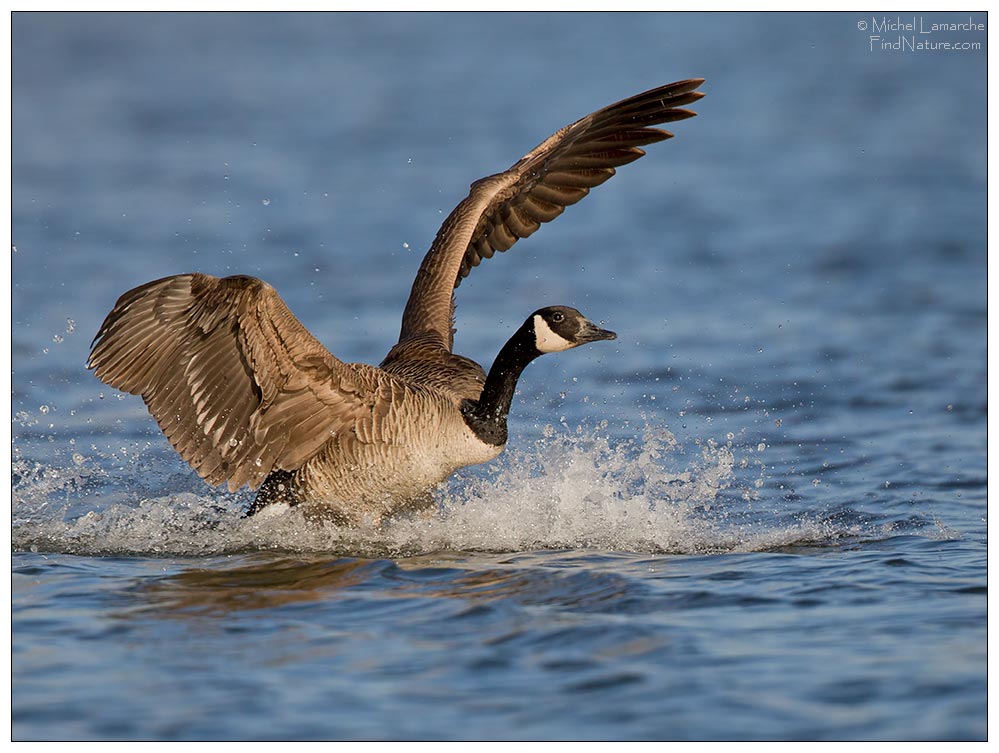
[{"left": 245, "top": 470, "right": 301, "bottom": 517}]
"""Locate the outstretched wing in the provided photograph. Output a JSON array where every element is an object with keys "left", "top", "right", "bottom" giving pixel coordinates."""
[
  {"left": 88, "top": 273, "right": 398, "bottom": 491},
  {"left": 397, "top": 78, "right": 705, "bottom": 349}
]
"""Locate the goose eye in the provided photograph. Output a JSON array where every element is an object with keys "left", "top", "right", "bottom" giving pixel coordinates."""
[{"left": 550, "top": 312, "right": 564, "bottom": 323}]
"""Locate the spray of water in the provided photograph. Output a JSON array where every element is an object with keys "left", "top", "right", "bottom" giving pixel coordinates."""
[{"left": 11, "top": 417, "right": 882, "bottom": 558}]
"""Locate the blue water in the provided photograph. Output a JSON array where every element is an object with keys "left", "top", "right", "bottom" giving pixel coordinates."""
[{"left": 12, "top": 12, "right": 987, "bottom": 741}]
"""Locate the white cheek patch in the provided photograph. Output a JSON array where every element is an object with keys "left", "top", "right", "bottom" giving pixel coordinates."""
[{"left": 533, "top": 314, "right": 575, "bottom": 353}]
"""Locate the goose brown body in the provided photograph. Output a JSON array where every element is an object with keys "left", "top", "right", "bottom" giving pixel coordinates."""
[{"left": 88, "top": 79, "right": 704, "bottom": 524}]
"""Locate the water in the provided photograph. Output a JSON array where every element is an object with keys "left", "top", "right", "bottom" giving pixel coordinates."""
[{"left": 11, "top": 12, "right": 986, "bottom": 741}]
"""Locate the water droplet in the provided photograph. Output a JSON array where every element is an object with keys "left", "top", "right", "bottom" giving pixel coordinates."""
[
  {"left": 39, "top": 405, "right": 50, "bottom": 414},
  {"left": 757, "top": 442, "right": 766, "bottom": 452},
  {"left": 261, "top": 198, "right": 271, "bottom": 206}
]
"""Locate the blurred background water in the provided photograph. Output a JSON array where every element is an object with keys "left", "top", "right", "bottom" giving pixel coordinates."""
[{"left": 11, "top": 11, "right": 986, "bottom": 741}]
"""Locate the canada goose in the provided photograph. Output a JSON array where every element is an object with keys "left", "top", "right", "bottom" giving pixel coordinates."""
[{"left": 88, "top": 79, "right": 705, "bottom": 525}]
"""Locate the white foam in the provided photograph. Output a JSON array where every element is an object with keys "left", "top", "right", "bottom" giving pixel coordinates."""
[{"left": 11, "top": 422, "right": 873, "bottom": 558}]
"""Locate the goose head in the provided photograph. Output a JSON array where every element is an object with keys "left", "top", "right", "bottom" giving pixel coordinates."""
[{"left": 528, "top": 305, "right": 617, "bottom": 353}]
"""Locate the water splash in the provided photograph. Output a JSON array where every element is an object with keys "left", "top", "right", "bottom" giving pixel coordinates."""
[{"left": 12, "top": 422, "right": 896, "bottom": 558}]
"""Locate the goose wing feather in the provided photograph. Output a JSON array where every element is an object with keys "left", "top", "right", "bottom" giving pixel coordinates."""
[
  {"left": 88, "top": 273, "right": 402, "bottom": 491},
  {"left": 397, "top": 78, "right": 705, "bottom": 349}
]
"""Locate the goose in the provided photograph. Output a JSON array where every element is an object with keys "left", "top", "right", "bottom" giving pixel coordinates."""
[{"left": 88, "top": 78, "right": 705, "bottom": 525}]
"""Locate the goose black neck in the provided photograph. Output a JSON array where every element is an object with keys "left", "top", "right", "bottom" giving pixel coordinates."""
[{"left": 461, "top": 324, "right": 541, "bottom": 446}]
